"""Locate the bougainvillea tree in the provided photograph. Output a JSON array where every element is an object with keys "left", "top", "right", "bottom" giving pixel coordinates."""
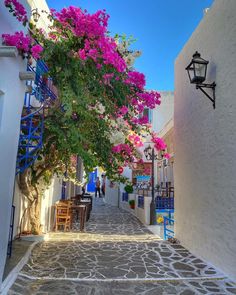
[{"left": 3, "top": 1, "right": 169, "bottom": 233}]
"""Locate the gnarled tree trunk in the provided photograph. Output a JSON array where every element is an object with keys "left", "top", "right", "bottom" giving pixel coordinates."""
[{"left": 19, "top": 170, "right": 43, "bottom": 235}]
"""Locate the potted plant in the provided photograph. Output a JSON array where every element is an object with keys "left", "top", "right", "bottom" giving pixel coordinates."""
[{"left": 129, "top": 199, "right": 135, "bottom": 209}]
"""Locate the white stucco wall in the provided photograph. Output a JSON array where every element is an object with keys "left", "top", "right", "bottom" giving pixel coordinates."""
[
  {"left": 152, "top": 91, "right": 174, "bottom": 133},
  {"left": 28, "top": 0, "right": 51, "bottom": 32},
  {"left": 0, "top": 1, "right": 30, "bottom": 286},
  {"left": 174, "top": 0, "right": 236, "bottom": 280},
  {"left": 105, "top": 167, "right": 132, "bottom": 206},
  {"left": 104, "top": 180, "right": 119, "bottom": 207},
  {"left": 40, "top": 177, "right": 62, "bottom": 232},
  {"left": 13, "top": 175, "right": 62, "bottom": 239},
  {"left": 135, "top": 195, "right": 152, "bottom": 225}
]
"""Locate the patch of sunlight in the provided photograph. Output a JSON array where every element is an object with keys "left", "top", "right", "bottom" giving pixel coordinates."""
[{"left": 45, "top": 232, "right": 163, "bottom": 242}]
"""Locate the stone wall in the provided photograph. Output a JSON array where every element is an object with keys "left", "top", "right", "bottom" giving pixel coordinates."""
[{"left": 174, "top": 0, "right": 236, "bottom": 280}]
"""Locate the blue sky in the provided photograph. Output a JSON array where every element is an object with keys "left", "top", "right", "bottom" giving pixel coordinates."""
[{"left": 47, "top": 0, "right": 214, "bottom": 91}]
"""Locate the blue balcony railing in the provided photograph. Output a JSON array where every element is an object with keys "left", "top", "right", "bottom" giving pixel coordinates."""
[
  {"left": 156, "top": 196, "right": 174, "bottom": 210},
  {"left": 16, "top": 104, "right": 44, "bottom": 174},
  {"left": 16, "top": 60, "right": 57, "bottom": 174}
]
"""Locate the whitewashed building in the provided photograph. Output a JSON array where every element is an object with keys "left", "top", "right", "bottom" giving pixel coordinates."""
[
  {"left": 0, "top": 0, "right": 31, "bottom": 288},
  {"left": 174, "top": 0, "right": 236, "bottom": 280}
]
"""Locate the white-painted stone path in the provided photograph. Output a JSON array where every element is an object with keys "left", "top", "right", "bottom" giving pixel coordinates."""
[{"left": 9, "top": 198, "right": 236, "bottom": 294}]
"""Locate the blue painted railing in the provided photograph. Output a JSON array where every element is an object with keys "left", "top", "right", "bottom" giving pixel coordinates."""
[
  {"left": 16, "top": 104, "right": 44, "bottom": 174},
  {"left": 122, "top": 192, "right": 128, "bottom": 202},
  {"left": 16, "top": 60, "right": 57, "bottom": 174},
  {"left": 163, "top": 216, "right": 174, "bottom": 240},
  {"left": 7, "top": 205, "right": 15, "bottom": 258},
  {"left": 138, "top": 195, "right": 144, "bottom": 208},
  {"left": 156, "top": 196, "right": 174, "bottom": 209}
]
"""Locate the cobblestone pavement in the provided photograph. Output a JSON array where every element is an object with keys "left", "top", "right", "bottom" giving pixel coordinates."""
[{"left": 9, "top": 199, "right": 236, "bottom": 294}]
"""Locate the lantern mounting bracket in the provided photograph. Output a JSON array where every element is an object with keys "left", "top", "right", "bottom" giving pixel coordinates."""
[{"left": 196, "top": 82, "right": 216, "bottom": 109}]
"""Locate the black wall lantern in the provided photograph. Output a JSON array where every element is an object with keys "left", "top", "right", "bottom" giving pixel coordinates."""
[
  {"left": 31, "top": 8, "right": 40, "bottom": 22},
  {"left": 186, "top": 51, "right": 216, "bottom": 109}
]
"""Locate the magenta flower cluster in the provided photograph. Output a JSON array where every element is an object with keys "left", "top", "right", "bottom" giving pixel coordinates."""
[
  {"left": 125, "top": 71, "right": 146, "bottom": 90},
  {"left": 137, "top": 91, "right": 161, "bottom": 109},
  {"left": 117, "top": 106, "right": 129, "bottom": 117},
  {"left": 2, "top": 31, "right": 43, "bottom": 60},
  {"left": 128, "top": 134, "right": 143, "bottom": 147},
  {"left": 49, "top": 5, "right": 162, "bottom": 122},
  {"left": 112, "top": 143, "right": 133, "bottom": 156},
  {"left": 3, "top": 1, "right": 168, "bottom": 166},
  {"left": 131, "top": 115, "right": 149, "bottom": 126},
  {"left": 54, "top": 6, "right": 126, "bottom": 72},
  {"left": 151, "top": 134, "right": 167, "bottom": 151},
  {"left": 31, "top": 44, "right": 44, "bottom": 59},
  {"left": 2, "top": 31, "right": 30, "bottom": 51},
  {"left": 4, "top": 0, "right": 28, "bottom": 25}
]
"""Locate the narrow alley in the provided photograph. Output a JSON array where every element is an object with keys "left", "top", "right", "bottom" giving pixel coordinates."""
[{"left": 8, "top": 199, "right": 236, "bottom": 295}]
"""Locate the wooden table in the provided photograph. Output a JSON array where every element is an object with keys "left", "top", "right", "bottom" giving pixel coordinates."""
[
  {"left": 79, "top": 199, "right": 92, "bottom": 221},
  {"left": 71, "top": 205, "right": 87, "bottom": 231},
  {"left": 82, "top": 194, "right": 93, "bottom": 209}
]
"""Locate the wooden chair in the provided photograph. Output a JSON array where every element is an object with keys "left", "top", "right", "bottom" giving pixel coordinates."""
[{"left": 55, "top": 201, "right": 71, "bottom": 231}]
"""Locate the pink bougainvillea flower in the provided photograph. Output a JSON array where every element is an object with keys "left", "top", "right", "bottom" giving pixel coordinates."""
[
  {"left": 4, "top": 0, "right": 28, "bottom": 24},
  {"left": 53, "top": 6, "right": 127, "bottom": 72},
  {"left": 128, "top": 134, "right": 143, "bottom": 147},
  {"left": 112, "top": 143, "right": 132, "bottom": 156},
  {"left": 2, "top": 31, "right": 31, "bottom": 52},
  {"left": 96, "top": 63, "right": 102, "bottom": 70},
  {"left": 31, "top": 44, "right": 43, "bottom": 59},
  {"left": 125, "top": 71, "right": 146, "bottom": 89},
  {"left": 151, "top": 133, "right": 167, "bottom": 151},
  {"left": 163, "top": 153, "right": 171, "bottom": 159},
  {"left": 103, "top": 73, "right": 114, "bottom": 85},
  {"left": 116, "top": 106, "right": 129, "bottom": 117},
  {"left": 78, "top": 49, "right": 87, "bottom": 60},
  {"left": 132, "top": 115, "right": 149, "bottom": 126}
]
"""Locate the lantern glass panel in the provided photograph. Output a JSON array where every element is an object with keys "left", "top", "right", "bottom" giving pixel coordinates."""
[
  {"left": 144, "top": 145, "right": 152, "bottom": 160},
  {"left": 193, "top": 62, "right": 207, "bottom": 83},
  {"left": 187, "top": 66, "right": 195, "bottom": 83}
]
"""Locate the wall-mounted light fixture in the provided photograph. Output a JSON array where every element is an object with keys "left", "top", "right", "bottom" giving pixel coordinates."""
[
  {"left": 31, "top": 8, "right": 40, "bottom": 22},
  {"left": 186, "top": 51, "right": 216, "bottom": 109}
]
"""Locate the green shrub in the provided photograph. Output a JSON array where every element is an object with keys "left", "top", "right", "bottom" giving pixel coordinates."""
[{"left": 124, "top": 184, "right": 133, "bottom": 194}]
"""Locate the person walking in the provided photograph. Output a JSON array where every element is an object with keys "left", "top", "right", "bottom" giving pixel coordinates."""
[
  {"left": 82, "top": 183, "right": 86, "bottom": 195},
  {"left": 101, "top": 174, "right": 106, "bottom": 196},
  {"left": 95, "top": 177, "right": 101, "bottom": 198}
]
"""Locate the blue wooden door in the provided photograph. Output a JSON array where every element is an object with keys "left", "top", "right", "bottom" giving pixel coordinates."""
[{"left": 87, "top": 169, "right": 97, "bottom": 192}]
